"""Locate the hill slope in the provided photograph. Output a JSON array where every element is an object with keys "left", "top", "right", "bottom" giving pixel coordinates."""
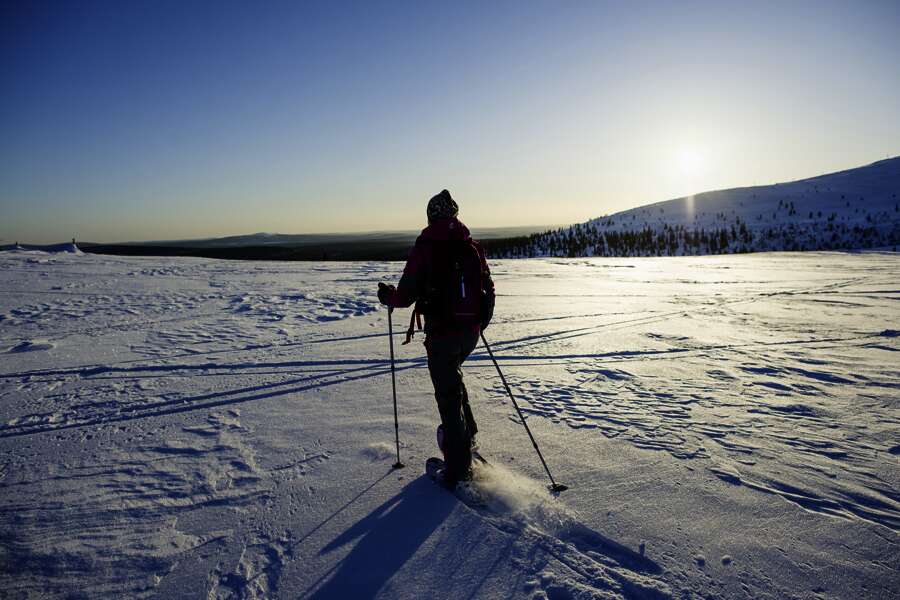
[{"left": 486, "top": 157, "right": 900, "bottom": 257}]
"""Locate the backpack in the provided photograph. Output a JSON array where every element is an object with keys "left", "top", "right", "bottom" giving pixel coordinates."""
[{"left": 417, "top": 238, "right": 486, "bottom": 328}]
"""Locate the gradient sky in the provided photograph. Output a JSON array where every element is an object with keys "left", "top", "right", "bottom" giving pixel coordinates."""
[{"left": 2, "top": 0, "right": 899, "bottom": 243}]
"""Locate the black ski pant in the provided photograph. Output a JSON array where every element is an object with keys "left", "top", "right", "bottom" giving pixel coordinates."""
[{"left": 426, "top": 329, "right": 479, "bottom": 480}]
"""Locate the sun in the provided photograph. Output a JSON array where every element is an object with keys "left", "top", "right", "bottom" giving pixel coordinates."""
[{"left": 676, "top": 146, "right": 706, "bottom": 177}]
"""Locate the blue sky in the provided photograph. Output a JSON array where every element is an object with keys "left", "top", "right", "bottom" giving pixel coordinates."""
[{"left": 2, "top": 0, "right": 899, "bottom": 243}]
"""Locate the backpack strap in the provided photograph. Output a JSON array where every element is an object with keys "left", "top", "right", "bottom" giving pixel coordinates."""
[{"left": 402, "top": 307, "right": 423, "bottom": 345}]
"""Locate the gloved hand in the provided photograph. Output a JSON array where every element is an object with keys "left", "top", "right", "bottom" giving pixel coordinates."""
[{"left": 377, "top": 282, "right": 395, "bottom": 307}]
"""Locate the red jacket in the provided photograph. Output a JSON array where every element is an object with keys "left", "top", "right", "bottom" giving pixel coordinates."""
[{"left": 389, "top": 217, "right": 495, "bottom": 337}]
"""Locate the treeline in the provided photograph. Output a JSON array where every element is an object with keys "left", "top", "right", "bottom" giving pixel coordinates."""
[{"left": 482, "top": 220, "right": 900, "bottom": 258}]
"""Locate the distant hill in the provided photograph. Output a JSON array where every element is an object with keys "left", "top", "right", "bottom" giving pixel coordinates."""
[
  {"left": 101, "top": 225, "right": 552, "bottom": 248},
  {"left": 49, "top": 225, "right": 553, "bottom": 261},
  {"left": 484, "top": 157, "right": 900, "bottom": 258}
]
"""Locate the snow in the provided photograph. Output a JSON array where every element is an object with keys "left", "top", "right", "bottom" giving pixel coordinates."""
[
  {"left": 0, "top": 249, "right": 898, "bottom": 599},
  {"left": 498, "top": 156, "right": 900, "bottom": 256},
  {"left": 5, "top": 242, "right": 83, "bottom": 255}
]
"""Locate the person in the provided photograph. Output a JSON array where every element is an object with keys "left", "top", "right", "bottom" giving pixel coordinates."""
[{"left": 378, "top": 190, "right": 495, "bottom": 487}]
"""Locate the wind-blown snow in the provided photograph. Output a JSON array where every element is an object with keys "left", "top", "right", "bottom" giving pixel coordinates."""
[{"left": 0, "top": 250, "right": 897, "bottom": 599}]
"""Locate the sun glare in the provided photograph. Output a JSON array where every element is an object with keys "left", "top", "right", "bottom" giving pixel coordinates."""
[{"left": 676, "top": 147, "right": 706, "bottom": 177}]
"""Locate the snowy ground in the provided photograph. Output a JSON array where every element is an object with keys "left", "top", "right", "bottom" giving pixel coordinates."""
[{"left": 1, "top": 249, "right": 898, "bottom": 599}]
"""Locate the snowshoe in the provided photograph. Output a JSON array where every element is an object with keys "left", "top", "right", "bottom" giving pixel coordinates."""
[{"left": 426, "top": 457, "right": 486, "bottom": 507}]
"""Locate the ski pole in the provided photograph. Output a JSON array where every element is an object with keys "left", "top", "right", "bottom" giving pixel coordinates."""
[
  {"left": 480, "top": 332, "right": 567, "bottom": 492},
  {"left": 388, "top": 308, "right": 404, "bottom": 469}
]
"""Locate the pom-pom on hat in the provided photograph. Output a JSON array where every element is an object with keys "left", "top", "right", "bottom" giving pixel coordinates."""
[{"left": 427, "top": 189, "right": 458, "bottom": 222}]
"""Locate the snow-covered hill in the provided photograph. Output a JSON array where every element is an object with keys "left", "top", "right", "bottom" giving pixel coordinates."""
[{"left": 489, "top": 157, "right": 900, "bottom": 257}]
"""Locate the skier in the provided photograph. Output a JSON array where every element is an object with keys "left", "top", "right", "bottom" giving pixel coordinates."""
[{"left": 378, "top": 189, "right": 495, "bottom": 487}]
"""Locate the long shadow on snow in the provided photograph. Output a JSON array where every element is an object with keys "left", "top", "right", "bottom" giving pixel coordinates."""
[
  {"left": 1, "top": 333, "right": 885, "bottom": 438},
  {"left": 303, "top": 475, "right": 663, "bottom": 599},
  {"left": 0, "top": 295, "right": 761, "bottom": 379},
  {"left": 1, "top": 330, "right": 876, "bottom": 382},
  {"left": 0, "top": 357, "right": 423, "bottom": 380},
  {"left": 0, "top": 275, "right": 867, "bottom": 378},
  {"left": 303, "top": 476, "right": 456, "bottom": 599},
  {"left": 4, "top": 277, "right": 877, "bottom": 381},
  {"left": 0, "top": 361, "right": 427, "bottom": 438}
]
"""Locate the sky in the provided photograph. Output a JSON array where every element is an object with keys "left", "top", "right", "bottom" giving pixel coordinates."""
[{"left": 2, "top": 0, "right": 899, "bottom": 244}]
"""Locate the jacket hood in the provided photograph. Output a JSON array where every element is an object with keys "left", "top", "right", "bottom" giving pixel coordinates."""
[{"left": 418, "top": 217, "right": 471, "bottom": 242}]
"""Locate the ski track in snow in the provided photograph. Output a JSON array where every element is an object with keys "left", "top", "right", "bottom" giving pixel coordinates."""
[{"left": 0, "top": 250, "right": 898, "bottom": 598}]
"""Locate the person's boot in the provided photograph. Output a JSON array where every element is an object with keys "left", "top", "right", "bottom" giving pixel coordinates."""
[
  {"left": 437, "top": 424, "right": 450, "bottom": 462},
  {"left": 436, "top": 465, "right": 471, "bottom": 490},
  {"left": 435, "top": 467, "right": 456, "bottom": 489},
  {"left": 448, "top": 468, "right": 485, "bottom": 506}
]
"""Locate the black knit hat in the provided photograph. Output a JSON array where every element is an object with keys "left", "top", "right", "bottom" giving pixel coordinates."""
[{"left": 427, "top": 189, "right": 458, "bottom": 222}]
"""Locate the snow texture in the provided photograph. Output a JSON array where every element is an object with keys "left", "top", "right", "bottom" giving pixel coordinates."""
[
  {"left": 0, "top": 249, "right": 898, "bottom": 599},
  {"left": 493, "top": 156, "right": 900, "bottom": 257}
]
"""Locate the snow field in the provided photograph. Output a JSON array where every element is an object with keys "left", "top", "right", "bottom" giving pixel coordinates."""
[{"left": 0, "top": 249, "right": 898, "bottom": 599}]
